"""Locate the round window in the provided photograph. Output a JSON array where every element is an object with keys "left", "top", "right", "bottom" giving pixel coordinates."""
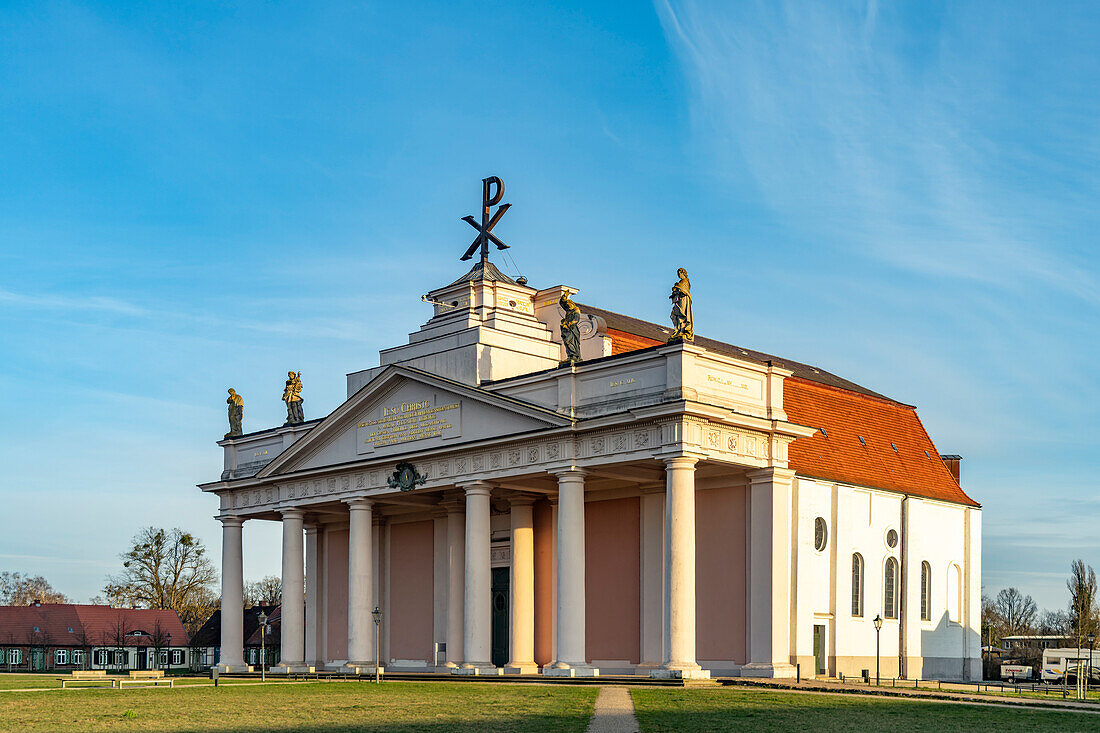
[
  {"left": 886, "top": 529, "right": 898, "bottom": 548},
  {"left": 814, "top": 517, "right": 828, "bottom": 552}
]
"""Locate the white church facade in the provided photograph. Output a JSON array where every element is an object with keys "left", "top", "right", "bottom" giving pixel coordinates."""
[{"left": 200, "top": 208, "right": 981, "bottom": 681}]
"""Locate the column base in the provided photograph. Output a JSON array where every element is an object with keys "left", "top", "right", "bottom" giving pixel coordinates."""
[
  {"left": 649, "top": 666, "right": 711, "bottom": 680},
  {"left": 344, "top": 664, "right": 384, "bottom": 675},
  {"left": 503, "top": 662, "right": 540, "bottom": 674},
  {"left": 270, "top": 664, "right": 315, "bottom": 674},
  {"left": 741, "top": 662, "right": 798, "bottom": 679},
  {"left": 213, "top": 664, "right": 253, "bottom": 673},
  {"left": 452, "top": 663, "right": 502, "bottom": 676},
  {"left": 543, "top": 664, "right": 599, "bottom": 677}
]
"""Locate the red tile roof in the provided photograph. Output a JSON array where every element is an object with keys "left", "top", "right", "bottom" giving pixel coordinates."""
[
  {"left": 598, "top": 312, "right": 978, "bottom": 507},
  {"left": 0, "top": 604, "right": 189, "bottom": 646},
  {"left": 784, "top": 378, "right": 978, "bottom": 507}
]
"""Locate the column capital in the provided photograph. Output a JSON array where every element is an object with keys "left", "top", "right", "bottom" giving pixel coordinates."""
[
  {"left": 304, "top": 523, "right": 323, "bottom": 536},
  {"left": 217, "top": 515, "right": 245, "bottom": 528},
  {"left": 746, "top": 467, "right": 796, "bottom": 487},
  {"left": 551, "top": 468, "right": 586, "bottom": 481},
  {"left": 659, "top": 453, "right": 705, "bottom": 469},
  {"left": 505, "top": 493, "right": 538, "bottom": 508},
  {"left": 438, "top": 496, "right": 465, "bottom": 513},
  {"left": 344, "top": 496, "right": 374, "bottom": 510},
  {"left": 459, "top": 480, "right": 493, "bottom": 497},
  {"left": 279, "top": 507, "right": 306, "bottom": 520}
]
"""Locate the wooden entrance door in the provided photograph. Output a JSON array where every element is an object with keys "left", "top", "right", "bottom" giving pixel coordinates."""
[{"left": 491, "top": 567, "right": 509, "bottom": 668}]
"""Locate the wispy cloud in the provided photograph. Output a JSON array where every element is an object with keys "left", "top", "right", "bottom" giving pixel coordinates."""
[
  {"left": 656, "top": 0, "right": 1100, "bottom": 303},
  {"left": 0, "top": 287, "right": 149, "bottom": 316}
]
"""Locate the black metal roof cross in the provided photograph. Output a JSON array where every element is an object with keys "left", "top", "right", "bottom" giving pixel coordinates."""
[{"left": 461, "top": 176, "right": 511, "bottom": 262}]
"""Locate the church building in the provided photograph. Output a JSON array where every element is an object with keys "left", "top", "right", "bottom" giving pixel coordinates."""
[{"left": 200, "top": 180, "right": 981, "bottom": 680}]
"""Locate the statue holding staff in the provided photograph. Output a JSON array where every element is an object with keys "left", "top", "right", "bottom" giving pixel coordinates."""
[
  {"left": 669, "top": 267, "right": 693, "bottom": 342},
  {"left": 283, "top": 371, "right": 304, "bottom": 425},
  {"left": 225, "top": 388, "right": 244, "bottom": 438},
  {"left": 559, "top": 292, "right": 582, "bottom": 364}
]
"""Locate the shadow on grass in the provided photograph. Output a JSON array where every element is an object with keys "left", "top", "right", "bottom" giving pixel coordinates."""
[
  {"left": 125, "top": 715, "right": 593, "bottom": 733},
  {"left": 631, "top": 688, "right": 1100, "bottom": 733}
]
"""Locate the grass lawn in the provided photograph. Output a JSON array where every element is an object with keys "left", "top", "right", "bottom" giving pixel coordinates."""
[
  {"left": 0, "top": 680, "right": 598, "bottom": 732},
  {"left": 630, "top": 687, "right": 1100, "bottom": 732}
]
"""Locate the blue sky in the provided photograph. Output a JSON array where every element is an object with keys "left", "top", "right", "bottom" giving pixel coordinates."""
[{"left": 1, "top": 1, "right": 1096, "bottom": 612}]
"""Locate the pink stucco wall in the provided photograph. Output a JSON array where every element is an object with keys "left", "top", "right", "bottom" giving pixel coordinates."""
[
  {"left": 585, "top": 497, "right": 640, "bottom": 663},
  {"left": 533, "top": 499, "right": 554, "bottom": 667},
  {"left": 388, "top": 520, "right": 435, "bottom": 661},
  {"left": 695, "top": 485, "right": 747, "bottom": 663},
  {"left": 324, "top": 527, "right": 349, "bottom": 662}
]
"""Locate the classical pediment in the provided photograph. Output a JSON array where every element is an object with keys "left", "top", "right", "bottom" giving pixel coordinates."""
[{"left": 256, "top": 366, "right": 571, "bottom": 477}]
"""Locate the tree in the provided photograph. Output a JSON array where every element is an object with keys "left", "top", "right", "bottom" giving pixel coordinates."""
[
  {"left": 993, "top": 587, "right": 1037, "bottom": 638},
  {"left": 1067, "top": 560, "right": 1098, "bottom": 647},
  {"left": 0, "top": 571, "right": 69, "bottom": 605},
  {"left": 244, "top": 576, "right": 283, "bottom": 608},
  {"left": 1037, "top": 609, "right": 1069, "bottom": 636},
  {"left": 103, "top": 527, "right": 218, "bottom": 635}
]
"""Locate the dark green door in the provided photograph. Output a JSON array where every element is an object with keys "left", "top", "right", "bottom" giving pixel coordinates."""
[
  {"left": 491, "top": 567, "right": 509, "bottom": 668},
  {"left": 813, "top": 625, "right": 826, "bottom": 676}
]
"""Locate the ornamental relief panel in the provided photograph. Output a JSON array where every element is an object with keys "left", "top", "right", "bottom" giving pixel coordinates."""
[{"left": 220, "top": 422, "right": 677, "bottom": 515}]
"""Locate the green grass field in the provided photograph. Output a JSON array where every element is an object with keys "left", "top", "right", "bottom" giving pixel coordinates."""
[
  {"left": 0, "top": 674, "right": 253, "bottom": 690},
  {"left": 631, "top": 687, "right": 1100, "bottom": 732},
  {"left": 0, "top": 680, "right": 598, "bottom": 732}
]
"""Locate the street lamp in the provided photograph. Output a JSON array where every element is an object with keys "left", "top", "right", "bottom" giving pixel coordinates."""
[
  {"left": 372, "top": 607, "right": 382, "bottom": 684},
  {"left": 873, "top": 615, "right": 883, "bottom": 687},
  {"left": 1088, "top": 632, "right": 1096, "bottom": 698},
  {"left": 257, "top": 611, "right": 267, "bottom": 683}
]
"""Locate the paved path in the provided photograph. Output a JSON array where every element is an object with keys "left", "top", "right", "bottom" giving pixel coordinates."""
[{"left": 585, "top": 685, "right": 639, "bottom": 733}]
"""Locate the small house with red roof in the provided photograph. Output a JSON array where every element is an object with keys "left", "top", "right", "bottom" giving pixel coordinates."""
[
  {"left": 198, "top": 192, "right": 981, "bottom": 681},
  {"left": 0, "top": 602, "right": 189, "bottom": 672}
]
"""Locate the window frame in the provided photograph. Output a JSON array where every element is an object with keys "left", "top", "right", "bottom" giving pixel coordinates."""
[
  {"left": 8, "top": 648, "right": 22, "bottom": 665},
  {"left": 884, "top": 557, "right": 899, "bottom": 619},
  {"left": 851, "top": 553, "right": 864, "bottom": 617},
  {"left": 920, "top": 561, "right": 932, "bottom": 621},
  {"left": 813, "top": 517, "right": 828, "bottom": 552},
  {"left": 55, "top": 649, "right": 68, "bottom": 666},
  {"left": 171, "top": 649, "right": 183, "bottom": 666}
]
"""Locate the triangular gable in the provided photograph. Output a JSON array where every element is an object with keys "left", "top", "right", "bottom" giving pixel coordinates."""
[{"left": 257, "top": 365, "right": 571, "bottom": 477}]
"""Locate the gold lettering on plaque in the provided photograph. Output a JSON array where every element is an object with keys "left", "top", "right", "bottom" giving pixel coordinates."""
[
  {"left": 357, "top": 401, "right": 459, "bottom": 448},
  {"left": 707, "top": 374, "right": 749, "bottom": 390},
  {"left": 609, "top": 377, "right": 636, "bottom": 388}
]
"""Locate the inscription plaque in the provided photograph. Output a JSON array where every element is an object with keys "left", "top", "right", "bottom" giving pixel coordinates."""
[{"left": 356, "top": 398, "right": 461, "bottom": 454}]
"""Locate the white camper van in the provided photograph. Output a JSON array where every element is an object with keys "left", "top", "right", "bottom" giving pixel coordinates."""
[{"left": 1041, "top": 648, "right": 1100, "bottom": 683}]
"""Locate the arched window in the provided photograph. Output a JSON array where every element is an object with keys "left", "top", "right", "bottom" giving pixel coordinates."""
[
  {"left": 920, "top": 561, "right": 932, "bottom": 621},
  {"left": 851, "top": 553, "right": 864, "bottom": 616},
  {"left": 948, "top": 564, "right": 962, "bottom": 623},
  {"left": 814, "top": 517, "right": 828, "bottom": 551},
  {"left": 884, "top": 557, "right": 899, "bottom": 619}
]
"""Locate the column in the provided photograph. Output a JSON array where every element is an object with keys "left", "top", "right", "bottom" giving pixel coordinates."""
[
  {"left": 345, "top": 498, "right": 378, "bottom": 671},
  {"left": 506, "top": 496, "right": 537, "bottom": 673},
  {"left": 442, "top": 498, "right": 465, "bottom": 668},
  {"left": 216, "top": 516, "right": 249, "bottom": 671},
  {"left": 545, "top": 470, "right": 597, "bottom": 676},
  {"left": 743, "top": 467, "right": 797, "bottom": 678},
  {"left": 653, "top": 456, "right": 708, "bottom": 679},
  {"left": 455, "top": 482, "right": 496, "bottom": 674},
  {"left": 304, "top": 523, "right": 323, "bottom": 667},
  {"left": 273, "top": 508, "right": 309, "bottom": 672},
  {"left": 639, "top": 486, "right": 665, "bottom": 668}
]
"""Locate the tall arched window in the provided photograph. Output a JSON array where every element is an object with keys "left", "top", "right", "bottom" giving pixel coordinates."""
[
  {"left": 948, "top": 564, "right": 962, "bottom": 623},
  {"left": 920, "top": 561, "right": 932, "bottom": 621},
  {"left": 851, "top": 553, "right": 864, "bottom": 617},
  {"left": 884, "top": 557, "right": 899, "bottom": 619}
]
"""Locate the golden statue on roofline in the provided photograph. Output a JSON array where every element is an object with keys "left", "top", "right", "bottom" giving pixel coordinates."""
[
  {"left": 283, "top": 371, "right": 304, "bottom": 425},
  {"left": 669, "top": 268, "right": 693, "bottom": 342}
]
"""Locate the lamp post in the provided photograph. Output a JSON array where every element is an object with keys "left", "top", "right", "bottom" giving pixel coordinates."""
[
  {"left": 257, "top": 611, "right": 267, "bottom": 683},
  {"left": 1088, "top": 631, "right": 1096, "bottom": 698},
  {"left": 873, "top": 615, "right": 883, "bottom": 687},
  {"left": 372, "top": 607, "right": 382, "bottom": 684}
]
